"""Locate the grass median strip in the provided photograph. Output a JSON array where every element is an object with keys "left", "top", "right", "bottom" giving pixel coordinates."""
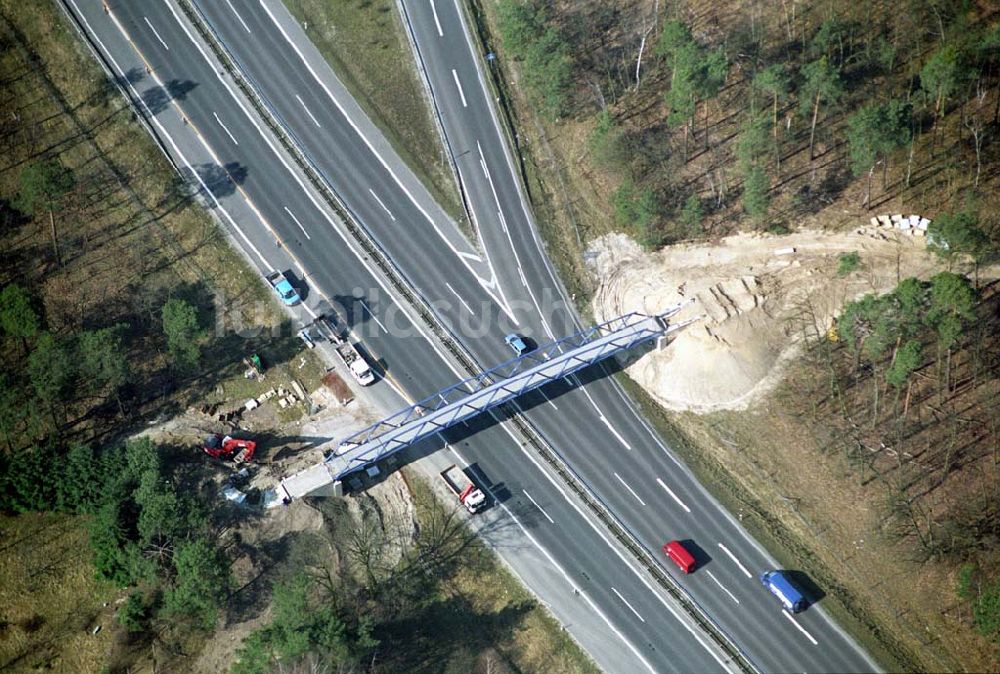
[{"left": 281, "top": 0, "right": 466, "bottom": 232}]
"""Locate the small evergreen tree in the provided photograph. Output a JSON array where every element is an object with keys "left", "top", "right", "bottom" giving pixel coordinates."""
[
  {"left": 15, "top": 159, "right": 75, "bottom": 266},
  {"left": 679, "top": 193, "right": 704, "bottom": 237},
  {"left": 161, "top": 298, "right": 202, "bottom": 372},
  {"left": 742, "top": 165, "right": 770, "bottom": 222},
  {"left": 0, "top": 284, "right": 40, "bottom": 352}
]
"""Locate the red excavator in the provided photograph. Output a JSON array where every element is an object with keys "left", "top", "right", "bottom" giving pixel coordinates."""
[{"left": 203, "top": 434, "right": 256, "bottom": 463}]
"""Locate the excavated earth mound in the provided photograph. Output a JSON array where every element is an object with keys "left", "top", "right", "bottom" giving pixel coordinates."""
[{"left": 589, "top": 227, "right": 958, "bottom": 413}]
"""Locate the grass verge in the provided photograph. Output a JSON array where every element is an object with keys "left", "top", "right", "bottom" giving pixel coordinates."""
[
  {"left": 613, "top": 372, "right": 921, "bottom": 672},
  {"left": 281, "top": 0, "right": 466, "bottom": 232},
  {"left": 0, "top": 514, "right": 109, "bottom": 673},
  {"left": 402, "top": 470, "right": 599, "bottom": 674}
]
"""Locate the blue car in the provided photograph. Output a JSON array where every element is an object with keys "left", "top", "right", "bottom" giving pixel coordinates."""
[
  {"left": 760, "top": 570, "right": 807, "bottom": 613},
  {"left": 266, "top": 271, "right": 301, "bottom": 306},
  {"left": 505, "top": 333, "right": 530, "bottom": 356}
]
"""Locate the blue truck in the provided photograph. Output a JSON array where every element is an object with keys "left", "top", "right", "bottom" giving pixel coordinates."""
[
  {"left": 760, "top": 570, "right": 807, "bottom": 613},
  {"left": 266, "top": 270, "right": 301, "bottom": 306}
]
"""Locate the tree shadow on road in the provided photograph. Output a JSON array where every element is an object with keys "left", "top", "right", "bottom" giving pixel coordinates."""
[
  {"left": 188, "top": 162, "right": 248, "bottom": 201},
  {"left": 138, "top": 79, "right": 198, "bottom": 115}
]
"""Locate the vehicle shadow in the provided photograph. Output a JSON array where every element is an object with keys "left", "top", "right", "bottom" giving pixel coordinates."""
[
  {"left": 329, "top": 336, "right": 664, "bottom": 500},
  {"left": 677, "top": 539, "right": 713, "bottom": 570},
  {"left": 785, "top": 570, "right": 826, "bottom": 607}
]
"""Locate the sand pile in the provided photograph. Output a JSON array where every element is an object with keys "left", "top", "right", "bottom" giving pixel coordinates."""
[{"left": 589, "top": 226, "right": 953, "bottom": 412}]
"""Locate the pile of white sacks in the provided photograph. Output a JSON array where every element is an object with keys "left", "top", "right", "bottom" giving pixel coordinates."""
[{"left": 869, "top": 213, "right": 931, "bottom": 236}]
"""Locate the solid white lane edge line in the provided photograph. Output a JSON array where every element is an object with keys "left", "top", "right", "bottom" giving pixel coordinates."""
[
  {"left": 224, "top": 0, "right": 252, "bottom": 34},
  {"left": 156, "top": 0, "right": 467, "bottom": 385},
  {"left": 782, "top": 610, "right": 819, "bottom": 645},
  {"left": 283, "top": 206, "right": 311, "bottom": 240},
  {"left": 705, "top": 570, "right": 740, "bottom": 605},
  {"left": 446, "top": 0, "right": 581, "bottom": 339},
  {"left": 143, "top": 17, "right": 169, "bottom": 50},
  {"left": 538, "top": 387, "right": 558, "bottom": 410},
  {"left": 257, "top": 0, "right": 519, "bottom": 322},
  {"left": 212, "top": 111, "right": 239, "bottom": 145},
  {"left": 444, "top": 282, "right": 475, "bottom": 316},
  {"left": 495, "top": 207, "right": 555, "bottom": 339},
  {"left": 359, "top": 298, "right": 387, "bottom": 334},
  {"left": 500, "top": 419, "right": 735, "bottom": 673},
  {"left": 83, "top": 5, "right": 275, "bottom": 269},
  {"left": 656, "top": 478, "right": 692, "bottom": 513},
  {"left": 423, "top": 6, "right": 747, "bottom": 668},
  {"left": 367, "top": 188, "right": 396, "bottom": 221},
  {"left": 614, "top": 472, "right": 646, "bottom": 507},
  {"left": 444, "top": 441, "right": 657, "bottom": 674},
  {"left": 429, "top": 0, "right": 444, "bottom": 37},
  {"left": 98, "top": 7, "right": 325, "bottom": 330},
  {"left": 611, "top": 587, "right": 646, "bottom": 623},
  {"left": 717, "top": 543, "right": 753, "bottom": 579},
  {"left": 451, "top": 68, "right": 468, "bottom": 107},
  {"left": 522, "top": 489, "right": 555, "bottom": 524},
  {"left": 294, "top": 94, "right": 322, "bottom": 128}
]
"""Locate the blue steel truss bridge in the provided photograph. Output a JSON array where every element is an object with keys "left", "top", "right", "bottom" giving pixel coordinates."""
[{"left": 274, "top": 301, "right": 696, "bottom": 501}]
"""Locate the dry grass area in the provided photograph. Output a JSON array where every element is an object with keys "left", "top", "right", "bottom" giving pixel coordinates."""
[
  {"left": 282, "top": 0, "right": 465, "bottom": 228},
  {"left": 389, "top": 472, "right": 600, "bottom": 674},
  {"left": 0, "top": 3, "right": 276, "bottom": 325},
  {"left": 0, "top": 513, "right": 112, "bottom": 673},
  {"left": 0, "top": 0, "right": 287, "bottom": 446}
]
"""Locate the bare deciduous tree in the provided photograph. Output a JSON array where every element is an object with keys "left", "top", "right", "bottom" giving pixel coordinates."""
[{"left": 634, "top": 0, "right": 660, "bottom": 90}]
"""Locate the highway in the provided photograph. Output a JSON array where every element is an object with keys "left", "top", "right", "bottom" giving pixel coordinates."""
[
  {"left": 65, "top": 1, "right": 735, "bottom": 672},
  {"left": 67, "top": 1, "right": 878, "bottom": 672}
]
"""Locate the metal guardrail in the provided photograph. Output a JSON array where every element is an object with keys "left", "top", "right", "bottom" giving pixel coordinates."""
[
  {"left": 176, "top": 0, "right": 489, "bottom": 383},
  {"left": 327, "top": 308, "right": 691, "bottom": 479},
  {"left": 130, "top": 4, "right": 757, "bottom": 671},
  {"left": 395, "top": 0, "right": 761, "bottom": 669}
]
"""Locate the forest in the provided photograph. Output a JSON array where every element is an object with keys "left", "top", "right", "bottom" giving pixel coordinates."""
[
  {"left": 489, "top": 0, "right": 1000, "bottom": 249},
  {"left": 5, "top": 0, "right": 1000, "bottom": 670},
  {"left": 0, "top": 2, "right": 594, "bottom": 672},
  {"left": 479, "top": 0, "right": 1000, "bottom": 668}
]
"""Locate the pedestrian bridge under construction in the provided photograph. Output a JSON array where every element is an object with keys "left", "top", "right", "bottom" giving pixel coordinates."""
[{"left": 271, "top": 302, "right": 695, "bottom": 502}]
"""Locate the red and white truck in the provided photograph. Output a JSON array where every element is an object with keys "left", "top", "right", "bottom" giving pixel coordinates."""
[{"left": 440, "top": 464, "right": 486, "bottom": 513}]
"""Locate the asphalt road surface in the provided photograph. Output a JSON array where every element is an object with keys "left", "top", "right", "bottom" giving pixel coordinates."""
[{"left": 66, "top": 1, "right": 879, "bottom": 672}]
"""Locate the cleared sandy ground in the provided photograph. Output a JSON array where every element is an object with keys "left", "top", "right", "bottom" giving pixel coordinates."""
[{"left": 588, "top": 225, "right": 977, "bottom": 412}]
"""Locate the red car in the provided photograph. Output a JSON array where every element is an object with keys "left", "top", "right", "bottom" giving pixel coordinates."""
[{"left": 663, "top": 540, "right": 696, "bottom": 573}]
